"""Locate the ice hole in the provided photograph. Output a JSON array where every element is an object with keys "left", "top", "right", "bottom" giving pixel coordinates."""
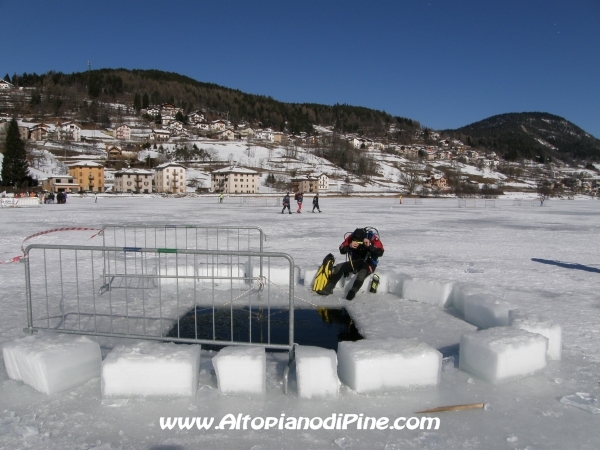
[{"left": 166, "top": 306, "right": 363, "bottom": 351}]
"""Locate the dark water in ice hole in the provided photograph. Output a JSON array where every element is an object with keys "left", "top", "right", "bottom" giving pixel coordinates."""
[{"left": 166, "top": 307, "right": 363, "bottom": 351}]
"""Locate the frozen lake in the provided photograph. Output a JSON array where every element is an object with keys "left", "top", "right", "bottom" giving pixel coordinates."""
[{"left": 1, "top": 195, "right": 599, "bottom": 449}]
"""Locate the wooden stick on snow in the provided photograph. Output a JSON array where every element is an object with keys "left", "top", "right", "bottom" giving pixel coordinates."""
[{"left": 415, "top": 403, "right": 485, "bottom": 413}]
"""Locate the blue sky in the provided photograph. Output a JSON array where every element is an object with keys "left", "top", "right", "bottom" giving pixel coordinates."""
[{"left": 1, "top": 0, "right": 599, "bottom": 137}]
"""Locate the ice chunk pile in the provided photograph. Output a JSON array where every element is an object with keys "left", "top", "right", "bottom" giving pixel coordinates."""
[
  {"left": 337, "top": 338, "right": 442, "bottom": 393},
  {"left": 303, "top": 268, "right": 316, "bottom": 287},
  {"left": 459, "top": 327, "right": 548, "bottom": 383},
  {"left": 448, "top": 282, "right": 485, "bottom": 315},
  {"left": 295, "top": 345, "right": 339, "bottom": 398},
  {"left": 212, "top": 346, "right": 266, "bottom": 395},
  {"left": 2, "top": 332, "right": 101, "bottom": 394},
  {"left": 463, "top": 295, "right": 514, "bottom": 329},
  {"left": 102, "top": 341, "right": 200, "bottom": 397},
  {"left": 401, "top": 277, "right": 453, "bottom": 307},
  {"left": 387, "top": 272, "right": 412, "bottom": 297},
  {"left": 509, "top": 310, "right": 562, "bottom": 360}
]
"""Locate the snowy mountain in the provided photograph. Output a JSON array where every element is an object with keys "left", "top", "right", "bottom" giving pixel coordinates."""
[{"left": 446, "top": 112, "right": 600, "bottom": 162}]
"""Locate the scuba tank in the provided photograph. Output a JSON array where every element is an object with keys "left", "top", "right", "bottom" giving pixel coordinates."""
[{"left": 369, "top": 274, "right": 380, "bottom": 293}]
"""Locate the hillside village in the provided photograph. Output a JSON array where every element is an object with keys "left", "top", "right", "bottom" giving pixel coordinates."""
[{"left": 1, "top": 78, "right": 600, "bottom": 199}]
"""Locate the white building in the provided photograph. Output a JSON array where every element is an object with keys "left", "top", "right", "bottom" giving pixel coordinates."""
[
  {"left": 211, "top": 166, "right": 260, "bottom": 194},
  {"left": 237, "top": 126, "right": 254, "bottom": 139},
  {"left": 150, "top": 129, "right": 170, "bottom": 141},
  {"left": 161, "top": 104, "right": 182, "bottom": 117},
  {"left": 215, "top": 129, "right": 235, "bottom": 140},
  {"left": 161, "top": 114, "right": 175, "bottom": 125},
  {"left": 104, "top": 170, "right": 116, "bottom": 191},
  {"left": 113, "top": 168, "right": 154, "bottom": 194},
  {"left": 263, "top": 129, "right": 274, "bottom": 142},
  {"left": 145, "top": 107, "right": 160, "bottom": 117},
  {"left": 41, "top": 175, "right": 80, "bottom": 193},
  {"left": 255, "top": 128, "right": 276, "bottom": 141},
  {"left": 290, "top": 176, "right": 319, "bottom": 194},
  {"left": 211, "top": 120, "right": 227, "bottom": 131},
  {"left": 114, "top": 124, "right": 131, "bottom": 140},
  {"left": 56, "top": 121, "right": 82, "bottom": 142},
  {"left": 0, "top": 80, "right": 14, "bottom": 90},
  {"left": 167, "top": 121, "right": 184, "bottom": 133},
  {"left": 189, "top": 112, "right": 205, "bottom": 123},
  {"left": 29, "top": 123, "right": 51, "bottom": 141},
  {"left": 312, "top": 173, "right": 329, "bottom": 191},
  {"left": 154, "top": 162, "right": 186, "bottom": 194}
]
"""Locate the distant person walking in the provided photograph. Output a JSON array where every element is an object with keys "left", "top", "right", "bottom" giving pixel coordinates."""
[
  {"left": 281, "top": 192, "right": 292, "bottom": 214},
  {"left": 399, "top": 195, "right": 403, "bottom": 204},
  {"left": 296, "top": 192, "right": 304, "bottom": 213},
  {"left": 312, "top": 193, "right": 321, "bottom": 213},
  {"left": 219, "top": 193, "right": 224, "bottom": 203}
]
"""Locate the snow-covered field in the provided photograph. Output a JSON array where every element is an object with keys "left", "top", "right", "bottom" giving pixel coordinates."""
[{"left": 1, "top": 195, "right": 599, "bottom": 449}]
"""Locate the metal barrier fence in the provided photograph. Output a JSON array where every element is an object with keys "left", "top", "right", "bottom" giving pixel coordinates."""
[
  {"left": 100, "top": 225, "right": 267, "bottom": 297},
  {"left": 399, "top": 198, "right": 423, "bottom": 205},
  {"left": 23, "top": 244, "right": 297, "bottom": 392},
  {"left": 1, "top": 197, "right": 41, "bottom": 208},
  {"left": 101, "top": 225, "right": 266, "bottom": 252},
  {"left": 512, "top": 199, "right": 549, "bottom": 207},
  {"left": 458, "top": 199, "right": 476, "bottom": 208}
]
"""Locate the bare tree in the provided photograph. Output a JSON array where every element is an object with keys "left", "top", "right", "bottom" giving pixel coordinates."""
[
  {"left": 536, "top": 176, "right": 553, "bottom": 198},
  {"left": 399, "top": 161, "right": 422, "bottom": 194},
  {"left": 285, "top": 141, "right": 298, "bottom": 159},
  {"left": 25, "top": 144, "right": 47, "bottom": 170},
  {"left": 184, "top": 176, "right": 204, "bottom": 193},
  {"left": 341, "top": 184, "right": 353, "bottom": 196}
]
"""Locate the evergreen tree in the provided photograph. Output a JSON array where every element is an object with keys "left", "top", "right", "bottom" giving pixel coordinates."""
[
  {"left": 133, "top": 92, "right": 142, "bottom": 112},
  {"left": 3, "top": 73, "right": 10, "bottom": 83},
  {"left": 175, "top": 110, "right": 187, "bottom": 124},
  {"left": 88, "top": 72, "right": 102, "bottom": 98},
  {"left": 142, "top": 92, "right": 149, "bottom": 109},
  {"left": 29, "top": 91, "right": 42, "bottom": 106},
  {"left": 1, "top": 119, "right": 29, "bottom": 187}
]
